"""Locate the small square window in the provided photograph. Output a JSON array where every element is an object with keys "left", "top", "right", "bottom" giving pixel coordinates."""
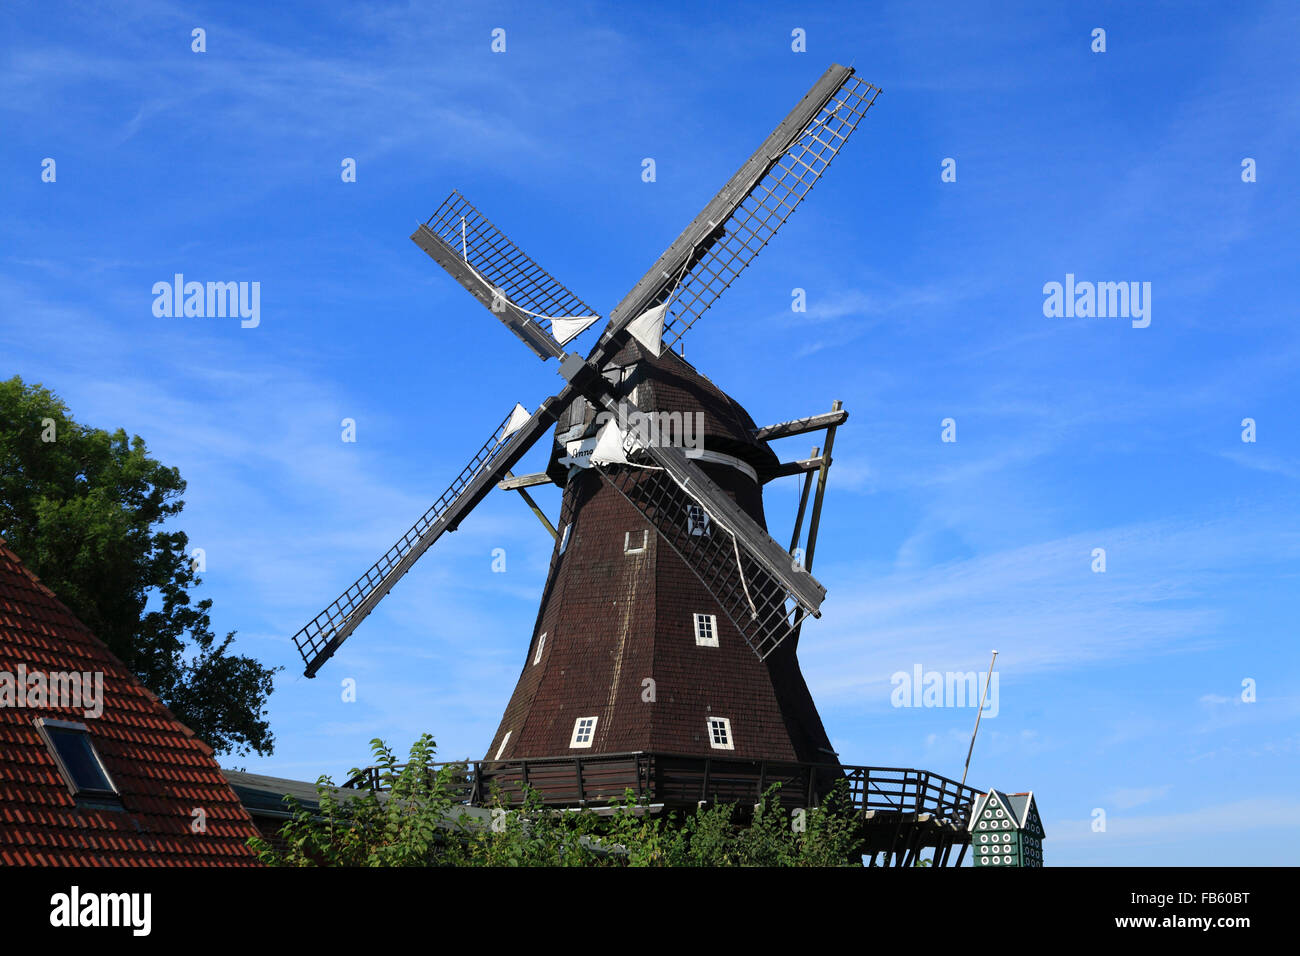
[
  {"left": 687, "top": 504, "right": 711, "bottom": 537},
  {"left": 570, "top": 716, "right": 598, "bottom": 748},
  {"left": 494, "top": 731, "right": 511, "bottom": 760},
  {"left": 34, "top": 718, "right": 118, "bottom": 796},
  {"left": 558, "top": 525, "right": 571, "bottom": 554},
  {"left": 624, "top": 530, "right": 648, "bottom": 554},
  {"left": 533, "top": 632, "right": 547, "bottom": 665},
  {"left": 707, "top": 716, "right": 734, "bottom": 750},
  {"left": 693, "top": 613, "right": 718, "bottom": 647}
]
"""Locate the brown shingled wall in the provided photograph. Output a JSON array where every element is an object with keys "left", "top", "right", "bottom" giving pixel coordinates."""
[{"left": 488, "top": 373, "right": 835, "bottom": 765}]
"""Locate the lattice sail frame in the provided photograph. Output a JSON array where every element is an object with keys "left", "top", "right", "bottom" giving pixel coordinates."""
[
  {"left": 592, "top": 460, "right": 812, "bottom": 660},
  {"left": 659, "top": 75, "right": 880, "bottom": 350},
  {"left": 423, "top": 190, "right": 599, "bottom": 341},
  {"left": 291, "top": 406, "right": 528, "bottom": 673}
]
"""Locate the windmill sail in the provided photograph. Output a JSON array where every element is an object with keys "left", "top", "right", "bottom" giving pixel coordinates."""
[
  {"left": 596, "top": 65, "right": 880, "bottom": 357},
  {"left": 660, "top": 73, "right": 880, "bottom": 349},
  {"left": 593, "top": 442, "right": 826, "bottom": 660},
  {"left": 291, "top": 400, "right": 560, "bottom": 676},
  {"left": 412, "top": 191, "right": 600, "bottom": 360}
]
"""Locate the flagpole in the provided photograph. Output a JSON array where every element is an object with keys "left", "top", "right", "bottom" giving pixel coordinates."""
[{"left": 961, "top": 650, "right": 998, "bottom": 787}]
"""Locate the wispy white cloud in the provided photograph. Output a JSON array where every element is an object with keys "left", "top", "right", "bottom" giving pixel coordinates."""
[
  {"left": 800, "top": 514, "right": 1299, "bottom": 704},
  {"left": 1216, "top": 448, "right": 1300, "bottom": 480}
]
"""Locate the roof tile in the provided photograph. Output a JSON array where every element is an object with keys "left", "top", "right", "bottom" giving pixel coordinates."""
[{"left": 0, "top": 540, "right": 261, "bottom": 866}]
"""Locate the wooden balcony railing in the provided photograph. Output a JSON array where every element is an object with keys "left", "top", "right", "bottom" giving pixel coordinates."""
[{"left": 342, "top": 751, "right": 981, "bottom": 828}]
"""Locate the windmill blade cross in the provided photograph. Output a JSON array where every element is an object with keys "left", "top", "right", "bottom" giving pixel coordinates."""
[
  {"left": 292, "top": 399, "right": 562, "bottom": 676},
  {"left": 295, "top": 64, "right": 871, "bottom": 677}
]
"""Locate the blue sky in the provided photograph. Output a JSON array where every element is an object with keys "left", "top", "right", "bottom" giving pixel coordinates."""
[{"left": 3, "top": 0, "right": 1298, "bottom": 865}]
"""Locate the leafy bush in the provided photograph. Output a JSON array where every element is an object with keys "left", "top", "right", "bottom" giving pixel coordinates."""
[{"left": 250, "top": 735, "right": 864, "bottom": 867}]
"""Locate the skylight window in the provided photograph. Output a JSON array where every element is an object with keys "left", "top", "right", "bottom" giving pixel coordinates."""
[
  {"left": 558, "top": 525, "right": 571, "bottom": 554},
  {"left": 495, "top": 731, "right": 511, "bottom": 760},
  {"left": 570, "top": 716, "right": 597, "bottom": 748},
  {"left": 707, "top": 716, "right": 734, "bottom": 750},
  {"left": 624, "top": 530, "right": 648, "bottom": 554},
  {"left": 693, "top": 613, "right": 719, "bottom": 647},
  {"left": 34, "top": 718, "right": 118, "bottom": 797},
  {"left": 533, "top": 632, "right": 547, "bottom": 665}
]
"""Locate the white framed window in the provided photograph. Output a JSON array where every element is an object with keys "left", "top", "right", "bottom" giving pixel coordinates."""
[
  {"left": 707, "top": 716, "right": 734, "bottom": 750},
  {"left": 494, "top": 731, "right": 511, "bottom": 760},
  {"left": 624, "top": 529, "right": 648, "bottom": 554},
  {"left": 693, "top": 613, "right": 718, "bottom": 647},
  {"left": 33, "top": 718, "right": 118, "bottom": 797},
  {"left": 533, "top": 632, "right": 547, "bottom": 665},
  {"left": 687, "top": 504, "right": 711, "bottom": 536},
  {"left": 558, "top": 524, "right": 571, "bottom": 554},
  {"left": 570, "top": 716, "right": 598, "bottom": 748}
]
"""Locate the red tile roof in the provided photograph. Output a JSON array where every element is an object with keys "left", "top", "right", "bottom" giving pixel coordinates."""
[{"left": 0, "top": 539, "right": 261, "bottom": 866}]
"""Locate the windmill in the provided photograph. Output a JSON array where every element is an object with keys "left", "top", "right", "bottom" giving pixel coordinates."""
[
  {"left": 291, "top": 63, "right": 879, "bottom": 706},
  {"left": 292, "top": 65, "right": 994, "bottom": 862}
]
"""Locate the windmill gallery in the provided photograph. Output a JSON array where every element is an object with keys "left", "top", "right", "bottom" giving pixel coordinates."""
[{"left": 289, "top": 64, "right": 1044, "bottom": 867}]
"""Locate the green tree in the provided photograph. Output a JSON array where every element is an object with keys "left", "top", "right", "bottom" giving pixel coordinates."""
[{"left": 0, "top": 375, "right": 278, "bottom": 756}]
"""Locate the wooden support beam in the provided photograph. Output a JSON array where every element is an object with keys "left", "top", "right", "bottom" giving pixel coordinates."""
[
  {"left": 803, "top": 400, "right": 842, "bottom": 574},
  {"left": 888, "top": 812, "right": 907, "bottom": 866},
  {"left": 901, "top": 816, "right": 925, "bottom": 867},
  {"left": 752, "top": 408, "right": 849, "bottom": 442},
  {"left": 938, "top": 834, "right": 954, "bottom": 867},
  {"left": 502, "top": 470, "right": 558, "bottom": 540},
  {"left": 780, "top": 401, "right": 843, "bottom": 652},
  {"left": 497, "top": 471, "right": 552, "bottom": 490},
  {"left": 768, "top": 454, "right": 827, "bottom": 480},
  {"left": 788, "top": 447, "right": 818, "bottom": 555}
]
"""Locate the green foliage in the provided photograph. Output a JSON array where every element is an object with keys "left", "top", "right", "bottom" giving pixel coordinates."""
[
  {"left": 0, "top": 376, "right": 278, "bottom": 756},
  {"left": 251, "top": 735, "right": 865, "bottom": 867},
  {"left": 251, "top": 735, "right": 465, "bottom": 866},
  {"left": 668, "top": 780, "right": 862, "bottom": 866}
]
